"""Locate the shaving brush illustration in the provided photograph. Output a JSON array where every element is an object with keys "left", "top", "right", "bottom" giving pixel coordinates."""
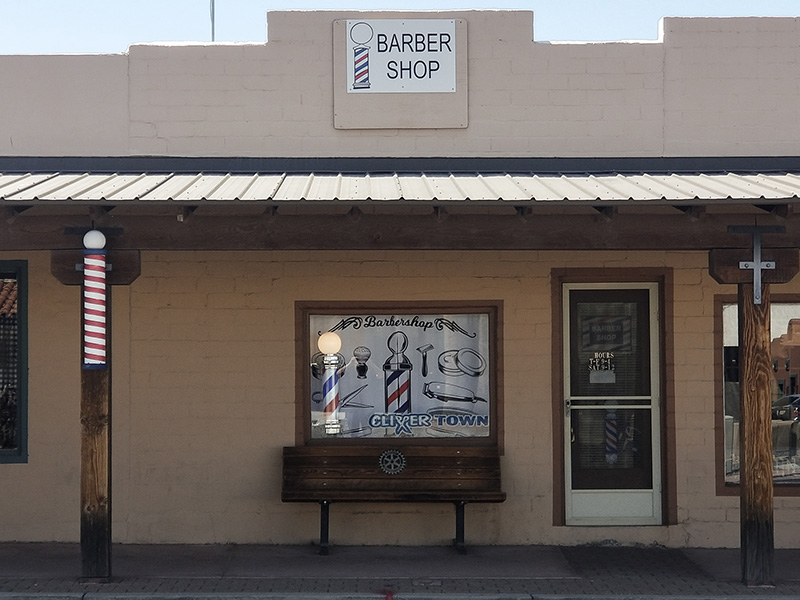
[{"left": 353, "top": 346, "right": 372, "bottom": 379}]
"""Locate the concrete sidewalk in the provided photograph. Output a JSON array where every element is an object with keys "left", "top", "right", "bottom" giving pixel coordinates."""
[{"left": 0, "top": 543, "right": 799, "bottom": 599}]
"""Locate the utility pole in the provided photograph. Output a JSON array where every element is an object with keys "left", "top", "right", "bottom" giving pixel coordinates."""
[{"left": 210, "top": 0, "right": 216, "bottom": 42}]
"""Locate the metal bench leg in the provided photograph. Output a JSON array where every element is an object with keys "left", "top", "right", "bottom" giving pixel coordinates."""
[
  {"left": 319, "top": 500, "right": 330, "bottom": 555},
  {"left": 454, "top": 501, "right": 467, "bottom": 554}
]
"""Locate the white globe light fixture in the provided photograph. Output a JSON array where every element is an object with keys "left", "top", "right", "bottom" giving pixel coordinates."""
[
  {"left": 318, "top": 331, "right": 342, "bottom": 355},
  {"left": 83, "top": 229, "right": 106, "bottom": 250}
]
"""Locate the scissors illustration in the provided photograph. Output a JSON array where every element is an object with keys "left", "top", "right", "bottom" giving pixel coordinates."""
[{"left": 312, "top": 384, "right": 372, "bottom": 409}]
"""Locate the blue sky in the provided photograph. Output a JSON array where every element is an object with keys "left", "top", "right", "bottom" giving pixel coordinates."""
[{"left": 0, "top": 1, "right": 798, "bottom": 54}]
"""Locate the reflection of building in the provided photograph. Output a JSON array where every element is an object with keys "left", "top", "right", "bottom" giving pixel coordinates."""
[
  {"left": 723, "top": 314, "right": 800, "bottom": 487},
  {"left": 0, "top": 280, "right": 18, "bottom": 451},
  {"left": 772, "top": 319, "right": 800, "bottom": 396}
]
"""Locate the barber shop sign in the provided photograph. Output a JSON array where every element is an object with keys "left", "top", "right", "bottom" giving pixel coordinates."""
[{"left": 346, "top": 19, "right": 457, "bottom": 93}]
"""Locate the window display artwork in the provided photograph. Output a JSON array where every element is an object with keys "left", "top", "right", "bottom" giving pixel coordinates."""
[{"left": 305, "top": 307, "right": 496, "bottom": 440}]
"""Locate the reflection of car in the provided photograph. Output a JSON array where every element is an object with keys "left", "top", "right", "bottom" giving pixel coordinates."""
[{"left": 772, "top": 395, "right": 800, "bottom": 421}]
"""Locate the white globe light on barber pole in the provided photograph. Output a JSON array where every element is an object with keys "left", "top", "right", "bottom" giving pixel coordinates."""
[{"left": 83, "top": 230, "right": 108, "bottom": 368}]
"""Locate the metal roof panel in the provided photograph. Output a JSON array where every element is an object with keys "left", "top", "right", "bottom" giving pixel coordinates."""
[
  {"left": 3, "top": 171, "right": 800, "bottom": 206},
  {"left": 140, "top": 174, "right": 202, "bottom": 201},
  {"left": 0, "top": 173, "right": 59, "bottom": 199}
]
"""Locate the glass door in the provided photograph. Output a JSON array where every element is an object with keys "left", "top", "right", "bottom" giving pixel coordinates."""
[{"left": 564, "top": 283, "right": 662, "bottom": 525}]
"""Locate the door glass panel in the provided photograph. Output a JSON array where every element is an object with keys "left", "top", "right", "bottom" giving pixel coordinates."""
[
  {"left": 566, "top": 286, "right": 656, "bottom": 492},
  {"left": 569, "top": 289, "right": 651, "bottom": 400},
  {"left": 570, "top": 407, "right": 653, "bottom": 490}
]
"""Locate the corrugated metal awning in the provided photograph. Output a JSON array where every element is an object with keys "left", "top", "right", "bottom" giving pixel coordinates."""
[{"left": 1, "top": 171, "right": 800, "bottom": 205}]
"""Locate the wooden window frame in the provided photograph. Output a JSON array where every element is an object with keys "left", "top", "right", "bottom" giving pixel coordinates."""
[
  {"left": 294, "top": 300, "right": 504, "bottom": 448},
  {"left": 714, "top": 293, "right": 800, "bottom": 496}
]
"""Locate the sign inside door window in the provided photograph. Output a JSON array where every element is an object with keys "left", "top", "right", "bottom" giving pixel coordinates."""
[
  {"left": 582, "top": 316, "right": 630, "bottom": 384},
  {"left": 569, "top": 292, "right": 651, "bottom": 398},
  {"left": 582, "top": 316, "right": 631, "bottom": 352},
  {"left": 588, "top": 351, "right": 616, "bottom": 384}
]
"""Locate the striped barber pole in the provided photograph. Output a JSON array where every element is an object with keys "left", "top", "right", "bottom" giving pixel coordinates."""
[
  {"left": 353, "top": 46, "right": 370, "bottom": 89},
  {"left": 385, "top": 369, "right": 411, "bottom": 413},
  {"left": 604, "top": 409, "right": 618, "bottom": 465},
  {"left": 383, "top": 331, "right": 412, "bottom": 414},
  {"left": 321, "top": 360, "right": 340, "bottom": 417},
  {"left": 83, "top": 248, "right": 107, "bottom": 368}
]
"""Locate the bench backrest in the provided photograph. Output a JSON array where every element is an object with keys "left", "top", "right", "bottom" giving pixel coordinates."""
[{"left": 282, "top": 445, "right": 506, "bottom": 503}]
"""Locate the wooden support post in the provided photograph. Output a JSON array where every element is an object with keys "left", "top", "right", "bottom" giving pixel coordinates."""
[
  {"left": 50, "top": 238, "right": 139, "bottom": 580},
  {"left": 81, "top": 367, "right": 111, "bottom": 579},
  {"left": 79, "top": 232, "right": 112, "bottom": 580},
  {"left": 738, "top": 283, "right": 774, "bottom": 585},
  {"left": 710, "top": 241, "right": 798, "bottom": 587}
]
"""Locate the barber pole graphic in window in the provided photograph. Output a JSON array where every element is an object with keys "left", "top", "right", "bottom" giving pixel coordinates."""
[
  {"left": 322, "top": 357, "right": 340, "bottom": 417},
  {"left": 82, "top": 230, "right": 107, "bottom": 369},
  {"left": 604, "top": 409, "right": 618, "bottom": 464},
  {"left": 384, "top": 331, "right": 412, "bottom": 413},
  {"left": 350, "top": 22, "right": 373, "bottom": 89}
]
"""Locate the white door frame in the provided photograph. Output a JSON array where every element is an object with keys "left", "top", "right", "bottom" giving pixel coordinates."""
[{"left": 563, "top": 282, "right": 662, "bottom": 526}]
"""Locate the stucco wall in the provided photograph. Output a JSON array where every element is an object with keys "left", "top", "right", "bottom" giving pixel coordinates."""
[
  {"left": 3, "top": 249, "right": 799, "bottom": 547},
  {"left": 0, "top": 13, "right": 799, "bottom": 157}
]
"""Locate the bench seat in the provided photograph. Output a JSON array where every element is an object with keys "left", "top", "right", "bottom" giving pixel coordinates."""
[{"left": 282, "top": 445, "right": 506, "bottom": 553}]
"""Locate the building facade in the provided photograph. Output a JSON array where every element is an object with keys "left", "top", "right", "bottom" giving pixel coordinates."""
[{"left": 1, "top": 11, "right": 799, "bottom": 548}]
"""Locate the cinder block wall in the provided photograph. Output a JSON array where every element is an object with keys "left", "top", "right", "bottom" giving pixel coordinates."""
[
  {"left": 4, "top": 249, "right": 799, "bottom": 547},
  {"left": 1, "top": 13, "right": 800, "bottom": 157}
]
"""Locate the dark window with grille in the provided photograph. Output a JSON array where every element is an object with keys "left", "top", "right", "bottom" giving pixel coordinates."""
[{"left": 0, "top": 263, "right": 26, "bottom": 463}]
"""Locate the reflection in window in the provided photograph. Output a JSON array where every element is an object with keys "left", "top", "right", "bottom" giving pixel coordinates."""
[
  {"left": 723, "top": 303, "right": 800, "bottom": 485},
  {"left": 0, "top": 278, "right": 20, "bottom": 455}
]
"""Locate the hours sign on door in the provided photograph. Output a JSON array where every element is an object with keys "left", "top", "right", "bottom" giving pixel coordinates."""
[{"left": 346, "top": 20, "right": 456, "bottom": 93}]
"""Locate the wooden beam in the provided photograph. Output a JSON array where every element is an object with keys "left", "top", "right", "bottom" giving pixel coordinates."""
[
  {"left": 347, "top": 206, "right": 362, "bottom": 222},
  {"left": 755, "top": 204, "right": 791, "bottom": 219},
  {"left": 50, "top": 250, "right": 141, "bottom": 286},
  {"left": 593, "top": 206, "right": 616, "bottom": 221},
  {"left": 88, "top": 206, "right": 111, "bottom": 223},
  {"left": 177, "top": 206, "right": 196, "bottom": 223},
  {"left": 738, "top": 282, "right": 774, "bottom": 586},
  {"left": 2, "top": 206, "right": 30, "bottom": 224},
  {"left": 81, "top": 367, "right": 111, "bottom": 579},
  {"left": 515, "top": 206, "right": 532, "bottom": 222},
  {"left": 1, "top": 212, "right": 799, "bottom": 251},
  {"left": 709, "top": 248, "right": 799, "bottom": 285},
  {"left": 675, "top": 205, "right": 706, "bottom": 221}
]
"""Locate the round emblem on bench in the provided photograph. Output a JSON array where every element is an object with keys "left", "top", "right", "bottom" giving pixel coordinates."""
[{"left": 379, "top": 449, "right": 406, "bottom": 475}]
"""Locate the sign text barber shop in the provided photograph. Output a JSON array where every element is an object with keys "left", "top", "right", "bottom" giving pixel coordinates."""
[{"left": 346, "top": 19, "right": 456, "bottom": 93}]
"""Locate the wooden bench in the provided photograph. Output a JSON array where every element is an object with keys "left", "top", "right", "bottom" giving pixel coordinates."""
[{"left": 281, "top": 445, "right": 506, "bottom": 554}]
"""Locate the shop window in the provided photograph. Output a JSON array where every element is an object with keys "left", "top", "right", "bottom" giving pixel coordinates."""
[
  {"left": 295, "top": 301, "right": 501, "bottom": 445},
  {"left": 0, "top": 262, "right": 27, "bottom": 463},
  {"left": 718, "top": 296, "right": 800, "bottom": 489}
]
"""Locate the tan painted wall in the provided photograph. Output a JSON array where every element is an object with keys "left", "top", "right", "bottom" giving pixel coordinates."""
[
  {"left": 3, "top": 249, "right": 799, "bottom": 547},
  {"left": 1, "top": 13, "right": 799, "bottom": 157}
]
